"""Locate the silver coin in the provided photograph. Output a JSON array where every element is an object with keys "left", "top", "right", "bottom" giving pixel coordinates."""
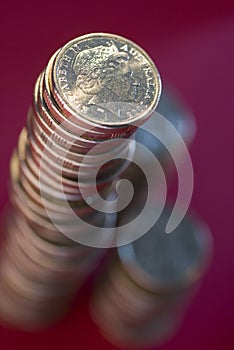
[
  {"left": 51, "top": 33, "right": 161, "bottom": 127},
  {"left": 118, "top": 205, "right": 213, "bottom": 293}
]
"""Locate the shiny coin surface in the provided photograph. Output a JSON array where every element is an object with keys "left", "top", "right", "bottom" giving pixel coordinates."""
[{"left": 51, "top": 33, "right": 161, "bottom": 126}]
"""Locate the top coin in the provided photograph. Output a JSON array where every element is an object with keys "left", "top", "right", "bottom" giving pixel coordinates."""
[{"left": 52, "top": 33, "right": 161, "bottom": 126}]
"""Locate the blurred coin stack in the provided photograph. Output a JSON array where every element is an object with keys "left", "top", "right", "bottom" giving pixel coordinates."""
[
  {"left": 0, "top": 33, "right": 161, "bottom": 330},
  {"left": 90, "top": 86, "right": 213, "bottom": 348},
  {"left": 91, "top": 205, "right": 213, "bottom": 348}
]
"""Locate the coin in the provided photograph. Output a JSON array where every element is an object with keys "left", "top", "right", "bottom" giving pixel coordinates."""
[
  {"left": 118, "top": 206, "right": 213, "bottom": 292},
  {"left": 51, "top": 33, "right": 161, "bottom": 127}
]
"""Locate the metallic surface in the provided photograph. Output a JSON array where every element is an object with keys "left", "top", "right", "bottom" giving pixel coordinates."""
[{"left": 52, "top": 33, "right": 161, "bottom": 126}]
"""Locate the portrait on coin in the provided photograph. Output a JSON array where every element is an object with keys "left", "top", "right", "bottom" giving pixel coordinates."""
[{"left": 71, "top": 41, "right": 140, "bottom": 106}]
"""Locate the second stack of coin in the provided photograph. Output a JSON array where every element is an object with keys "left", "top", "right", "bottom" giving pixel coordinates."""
[{"left": 91, "top": 205, "right": 213, "bottom": 348}]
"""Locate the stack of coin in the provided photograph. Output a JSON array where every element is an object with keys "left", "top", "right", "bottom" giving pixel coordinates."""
[
  {"left": 90, "top": 205, "right": 213, "bottom": 348},
  {"left": 0, "top": 33, "right": 161, "bottom": 330}
]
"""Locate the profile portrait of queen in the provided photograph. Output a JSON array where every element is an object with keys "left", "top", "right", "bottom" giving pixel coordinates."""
[{"left": 71, "top": 41, "right": 138, "bottom": 106}]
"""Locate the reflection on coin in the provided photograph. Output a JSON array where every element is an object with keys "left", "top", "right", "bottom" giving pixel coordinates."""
[{"left": 52, "top": 33, "right": 161, "bottom": 126}]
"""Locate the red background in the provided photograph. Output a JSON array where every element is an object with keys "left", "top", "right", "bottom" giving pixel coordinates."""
[{"left": 0, "top": 1, "right": 234, "bottom": 349}]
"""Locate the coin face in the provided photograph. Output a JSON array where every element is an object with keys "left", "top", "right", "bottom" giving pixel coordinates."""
[{"left": 52, "top": 33, "right": 161, "bottom": 126}]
